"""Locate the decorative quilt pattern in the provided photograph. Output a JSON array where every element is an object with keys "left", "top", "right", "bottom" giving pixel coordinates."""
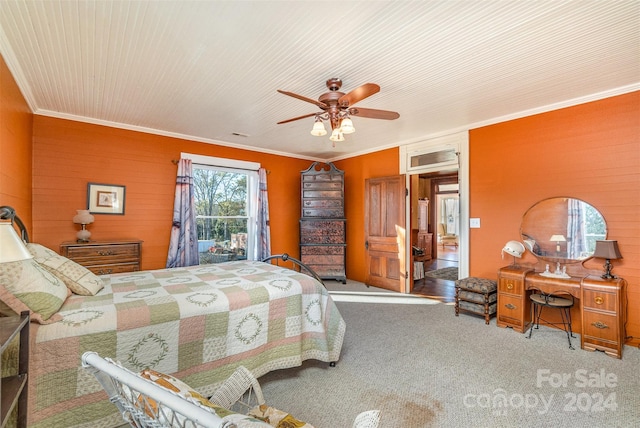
[{"left": 28, "top": 261, "right": 346, "bottom": 427}]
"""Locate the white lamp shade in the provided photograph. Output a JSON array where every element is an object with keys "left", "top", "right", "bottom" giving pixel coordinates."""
[
  {"left": 549, "top": 234, "right": 566, "bottom": 242},
  {"left": 0, "top": 222, "right": 33, "bottom": 263},
  {"left": 340, "top": 118, "right": 355, "bottom": 134},
  {"left": 310, "top": 120, "right": 327, "bottom": 136},
  {"left": 73, "top": 209, "right": 95, "bottom": 225},
  {"left": 329, "top": 129, "right": 345, "bottom": 142}
]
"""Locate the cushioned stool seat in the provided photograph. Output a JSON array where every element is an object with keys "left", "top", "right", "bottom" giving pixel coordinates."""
[{"left": 455, "top": 277, "right": 498, "bottom": 324}]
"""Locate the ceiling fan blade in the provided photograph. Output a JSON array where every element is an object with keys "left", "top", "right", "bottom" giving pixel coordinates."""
[
  {"left": 349, "top": 107, "right": 400, "bottom": 120},
  {"left": 277, "top": 112, "right": 318, "bottom": 125},
  {"left": 338, "top": 83, "right": 380, "bottom": 106},
  {"left": 277, "top": 90, "right": 328, "bottom": 109}
]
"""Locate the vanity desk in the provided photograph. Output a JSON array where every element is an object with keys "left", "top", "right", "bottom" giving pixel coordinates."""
[
  {"left": 498, "top": 196, "right": 627, "bottom": 359},
  {"left": 497, "top": 266, "right": 626, "bottom": 358}
]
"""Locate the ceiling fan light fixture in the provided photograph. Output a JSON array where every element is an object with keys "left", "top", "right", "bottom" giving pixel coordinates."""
[
  {"left": 278, "top": 78, "right": 399, "bottom": 145},
  {"left": 329, "top": 128, "right": 344, "bottom": 142},
  {"left": 340, "top": 117, "right": 355, "bottom": 134},
  {"left": 310, "top": 118, "right": 327, "bottom": 136}
]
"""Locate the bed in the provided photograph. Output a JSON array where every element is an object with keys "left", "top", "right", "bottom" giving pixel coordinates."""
[{"left": 17, "top": 257, "right": 345, "bottom": 427}]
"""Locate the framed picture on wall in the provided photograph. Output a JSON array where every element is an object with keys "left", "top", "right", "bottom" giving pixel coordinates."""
[{"left": 87, "top": 183, "right": 126, "bottom": 215}]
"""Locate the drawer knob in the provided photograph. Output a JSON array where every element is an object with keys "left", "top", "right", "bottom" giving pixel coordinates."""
[
  {"left": 506, "top": 282, "right": 514, "bottom": 290},
  {"left": 591, "top": 321, "right": 609, "bottom": 329},
  {"left": 97, "top": 269, "right": 113, "bottom": 275},
  {"left": 304, "top": 201, "right": 311, "bottom": 206},
  {"left": 505, "top": 303, "right": 516, "bottom": 310},
  {"left": 594, "top": 296, "right": 604, "bottom": 305},
  {"left": 97, "top": 250, "right": 113, "bottom": 256}
]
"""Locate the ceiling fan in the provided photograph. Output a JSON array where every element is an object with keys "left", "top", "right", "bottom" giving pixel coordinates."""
[{"left": 277, "top": 78, "right": 400, "bottom": 143}]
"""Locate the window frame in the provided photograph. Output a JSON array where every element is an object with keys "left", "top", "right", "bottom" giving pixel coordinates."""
[{"left": 181, "top": 153, "right": 260, "bottom": 261}]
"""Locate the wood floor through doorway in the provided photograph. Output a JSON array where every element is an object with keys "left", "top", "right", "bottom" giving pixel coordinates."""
[{"left": 412, "top": 246, "right": 458, "bottom": 303}]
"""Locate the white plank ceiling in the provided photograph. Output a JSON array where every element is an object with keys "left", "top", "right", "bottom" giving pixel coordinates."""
[{"left": 1, "top": 1, "right": 638, "bottom": 161}]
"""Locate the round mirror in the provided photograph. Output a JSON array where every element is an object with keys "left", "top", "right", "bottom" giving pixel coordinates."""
[{"left": 520, "top": 197, "right": 607, "bottom": 263}]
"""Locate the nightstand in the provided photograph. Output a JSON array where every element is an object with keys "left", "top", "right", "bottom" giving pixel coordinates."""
[
  {"left": 60, "top": 239, "right": 142, "bottom": 275},
  {"left": 1, "top": 311, "right": 29, "bottom": 427}
]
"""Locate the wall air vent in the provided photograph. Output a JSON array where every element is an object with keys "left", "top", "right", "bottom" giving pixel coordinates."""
[{"left": 410, "top": 148, "right": 457, "bottom": 168}]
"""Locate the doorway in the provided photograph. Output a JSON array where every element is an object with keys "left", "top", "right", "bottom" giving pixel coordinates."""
[
  {"left": 411, "top": 173, "right": 459, "bottom": 302},
  {"left": 400, "top": 130, "right": 469, "bottom": 295}
]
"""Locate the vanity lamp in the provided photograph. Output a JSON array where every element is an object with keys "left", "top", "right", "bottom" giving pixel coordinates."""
[
  {"left": 593, "top": 240, "right": 623, "bottom": 279},
  {"left": 73, "top": 209, "right": 95, "bottom": 243},
  {"left": 550, "top": 234, "right": 566, "bottom": 253},
  {"left": 0, "top": 206, "right": 33, "bottom": 263}
]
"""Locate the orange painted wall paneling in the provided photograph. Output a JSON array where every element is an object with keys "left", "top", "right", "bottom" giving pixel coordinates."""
[
  {"left": 32, "top": 115, "right": 310, "bottom": 269},
  {"left": 334, "top": 148, "right": 400, "bottom": 283},
  {"left": 469, "top": 91, "right": 640, "bottom": 343},
  {"left": 0, "top": 54, "right": 33, "bottom": 227}
]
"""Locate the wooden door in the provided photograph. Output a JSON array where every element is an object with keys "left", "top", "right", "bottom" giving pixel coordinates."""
[{"left": 365, "top": 175, "right": 406, "bottom": 292}]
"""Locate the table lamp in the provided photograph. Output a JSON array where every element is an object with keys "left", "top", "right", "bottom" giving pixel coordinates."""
[
  {"left": 73, "top": 209, "right": 95, "bottom": 243},
  {"left": 550, "top": 234, "right": 566, "bottom": 253},
  {"left": 593, "top": 240, "right": 622, "bottom": 279},
  {"left": 0, "top": 206, "right": 33, "bottom": 263}
]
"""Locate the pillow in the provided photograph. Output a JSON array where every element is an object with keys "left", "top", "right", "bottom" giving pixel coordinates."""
[
  {"left": 27, "top": 243, "right": 104, "bottom": 296},
  {"left": 137, "top": 369, "right": 271, "bottom": 427},
  {"left": 138, "top": 369, "right": 234, "bottom": 422},
  {"left": 0, "top": 259, "right": 68, "bottom": 324},
  {"left": 248, "top": 404, "right": 314, "bottom": 428}
]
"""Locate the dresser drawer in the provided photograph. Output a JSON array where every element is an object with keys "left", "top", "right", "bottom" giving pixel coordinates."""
[
  {"left": 301, "top": 245, "right": 345, "bottom": 256},
  {"left": 582, "top": 310, "right": 619, "bottom": 343},
  {"left": 302, "top": 180, "right": 342, "bottom": 190},
  {"left": 302, "top": 173, "right": 342, "bottom": 183},
  {"left": 582, "top": 288, "right": 617, "bottom": 312},
  {"left": 300, "top": 220, "right": 345, "bottom": 244},
  {"left": 497, "top": 294, "right": 527, "bottom": 327},
  {"left": 301, "top": 189, "right": 343, "bottom": 199},
  {"left": 499, "top": 277, "right": 524, "bottom": 295},
  {"left": 64, "top": 243, "right": 140, "bottom": 263},
  {"left": 87, "top": 262, "right": 140, "bottom": 275}
]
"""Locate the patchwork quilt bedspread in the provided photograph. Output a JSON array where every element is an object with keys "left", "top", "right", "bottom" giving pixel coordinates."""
[{"left": 28, "top": 261, "right": 346, "bottom": 427}]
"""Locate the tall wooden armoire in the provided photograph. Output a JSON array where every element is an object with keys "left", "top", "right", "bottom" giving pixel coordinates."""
[{"left": 299, "top": 162, "right": 347, "bottom": 283}]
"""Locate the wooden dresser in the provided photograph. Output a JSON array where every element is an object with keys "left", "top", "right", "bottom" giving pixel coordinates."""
[
  {"left": 60, "top": 239, "right": 142, "bottom": 275},
  {"left": 299, "top": 162, "right": 346, "bottom": 283},
  {"left": 497, "top": 266, "right": 626, "bottom": 358}
]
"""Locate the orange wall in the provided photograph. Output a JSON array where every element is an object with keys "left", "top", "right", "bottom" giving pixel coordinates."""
[
  {"left": 3, "top": 52, "right": 638, "bottom": 344},
  {"left": 334, "top": 148, "right": 400, "bottom": 282},
  {"left": 469, "top": 92, "right": 640, "bottom": 344},
  {"left": 0, "top": 55, "right": 33, "bottom": 228},
  {"left": 31, "top": 116, "right": 311, "bottom": 269}
]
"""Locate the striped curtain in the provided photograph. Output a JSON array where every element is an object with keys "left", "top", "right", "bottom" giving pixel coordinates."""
[
  {"left": 166, "top": 159, "right": 199, "bottom": 268},
  {"left": 256, "top": 167, "right": 271, "bottom": 260}
]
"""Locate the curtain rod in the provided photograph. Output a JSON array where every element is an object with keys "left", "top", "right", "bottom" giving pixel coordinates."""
[{"left": 171, "top": 159, "right": 270, "bottom": 174}]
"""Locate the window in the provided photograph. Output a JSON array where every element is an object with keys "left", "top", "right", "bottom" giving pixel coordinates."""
[{"left": 182, "top": 154, "right": 259, "bottom": 264}]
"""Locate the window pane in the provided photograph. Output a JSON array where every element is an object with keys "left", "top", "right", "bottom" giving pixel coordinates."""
[
  {"left": 193, "top": 167, "right": 250, "bottom": 264},
  {"left": 196, "top": 217, "right": 248, "bottom": 264},
  {"left": 193, "top": 169, "right": 247, "bottom": 216}
]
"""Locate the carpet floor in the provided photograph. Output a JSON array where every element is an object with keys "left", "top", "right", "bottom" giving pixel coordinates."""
[{"left": 257, "top": 291, "right": 640, "bottom": 427}]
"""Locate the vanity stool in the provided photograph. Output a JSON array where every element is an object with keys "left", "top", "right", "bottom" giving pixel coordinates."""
[
  {"left": 455, "top": 277, "right": 498, "bottom": 324},
  {"left": 527, "top": 291, "right": 575, "bottom": 349}
]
